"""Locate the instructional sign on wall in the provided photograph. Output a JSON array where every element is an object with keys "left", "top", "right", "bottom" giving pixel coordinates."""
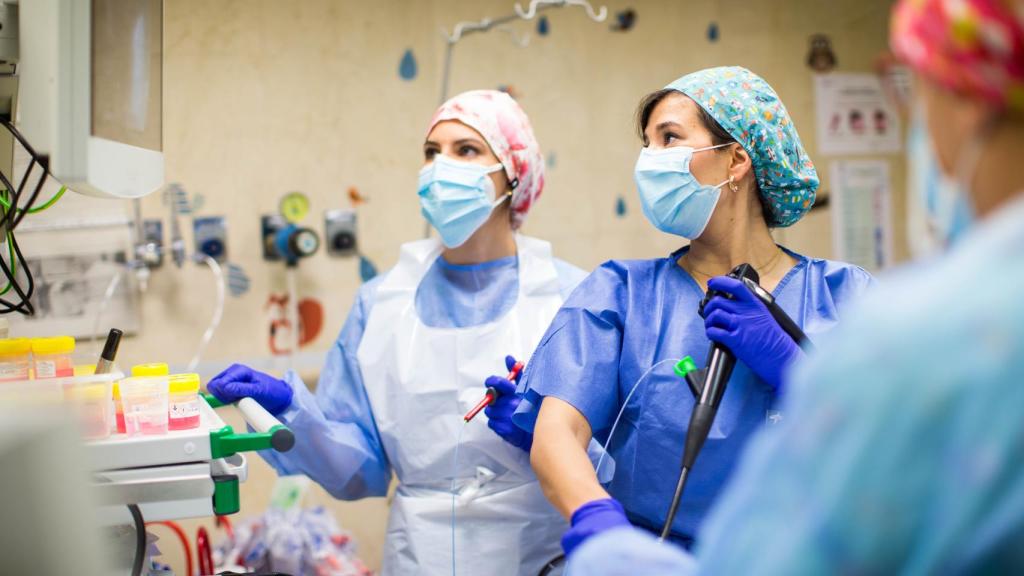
[
  {"left": 830, "top": 160, "right": 893, "bottom": 272},
  {"left": 815, "top": 73, "right": 901, "bottom": 156}
]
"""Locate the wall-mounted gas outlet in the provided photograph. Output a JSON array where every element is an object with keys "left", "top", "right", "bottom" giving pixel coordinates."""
[
  {"left": 138, "top": 219, "right": 164, "bottom": 268},
  {"left": 325, "top": 210, "right": 357, "bottom": 257},
  {"left": 193, "top": 216, "right": 228, "bottom": 263},
  {"left": 261, "top": 215, "right": 287, "bottom": 261}
]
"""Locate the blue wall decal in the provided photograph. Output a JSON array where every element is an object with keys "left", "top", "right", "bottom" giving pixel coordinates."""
[
  {"left": 359, "top": 255, "right": 379, "bottom": 282},
  {"left": 399, "top": 48, "right": 418, "bottom": 81},
  {"left": 707, "top": 22, "right": 719, "bottom": 42},
  {"left": 615, "top": 195, "right": 627, "bottom": 217},
  {"left": 538, "top": 15, "right": 550, "bottom": 36}
]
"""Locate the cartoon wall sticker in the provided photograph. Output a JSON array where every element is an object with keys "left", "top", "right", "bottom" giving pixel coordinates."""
[
  {"left": 807, "top": 34, "right": 837, "bottom": 72},
  {"left": 266, "top": 294, "right": 324, "bottom": 355}
]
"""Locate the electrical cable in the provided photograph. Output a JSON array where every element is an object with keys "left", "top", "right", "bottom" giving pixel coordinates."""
[
  {"left": 127, "top": 503, "right": 146, "bottom": 576},
  {"left": 25, "top": 185, "right": 66, "bottom": 213},
  {"left": 188, "top": 255, "right": 226, "bottom": 371},
  {"left": 0, "top": 185, "right": 67, "bottom": 214},
  {"left": 0, "top": 118, "right": 69, "bottom": 315},
  {"left": 11, "top": 160, "right": 49, "bottom": 230},
  {"left": 0, "top": 211, "right": 34, "bottom": 315}
]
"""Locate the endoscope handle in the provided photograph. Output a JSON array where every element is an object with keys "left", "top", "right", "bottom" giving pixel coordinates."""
[{"left": 739, "top": 277, "right": 813, "bottom": 350}]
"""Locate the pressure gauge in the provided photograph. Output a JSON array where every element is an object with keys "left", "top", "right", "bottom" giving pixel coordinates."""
[
  {"left": 290, "top": 228, "right": 320, "bottom": 258},
  {"left": 280, "top": 192, "right": 310, "bottom": 224}
]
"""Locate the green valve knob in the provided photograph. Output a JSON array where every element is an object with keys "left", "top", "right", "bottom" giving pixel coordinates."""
[{"left": 674, "top": 356, "right": 698, "bottom": 379}]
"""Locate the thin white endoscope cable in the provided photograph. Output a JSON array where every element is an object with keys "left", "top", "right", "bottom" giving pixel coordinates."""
[
  {"left": 450, "top": 420, "right": 468, "bottom": 576},
  {"left": 594, "top": 358, "right": 681, "bottom": 481}
]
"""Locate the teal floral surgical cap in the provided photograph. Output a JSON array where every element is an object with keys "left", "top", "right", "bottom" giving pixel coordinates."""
[{"left": 666, "top": 66, "right": 818, "bottom": 227}]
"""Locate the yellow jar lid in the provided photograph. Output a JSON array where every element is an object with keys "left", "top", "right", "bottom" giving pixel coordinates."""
[
  {"left": 131, "top": 363, "right": 169, "bottom": 377},
  {"left": 0, "top": 338, "right": 31, "bottom": 357},
  {"left": 66, "top": 383, "right": 107, "bottom": 402},
  {"left": 169, "top": 373, "right": 201, "bottom": 394},
  {"left": 74, "top": 365, "right": 97, "bottom": 377},
  {"left": 31, "top": 336, "right": 76, "bottom": 355}
]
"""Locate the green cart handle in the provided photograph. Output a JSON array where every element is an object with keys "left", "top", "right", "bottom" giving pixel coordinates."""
[{"left": 203, "top": 393, "right": 296, "bottom": 458}]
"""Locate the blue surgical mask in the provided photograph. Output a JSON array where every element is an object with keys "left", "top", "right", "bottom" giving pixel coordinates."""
[
  {"left": 634, "top": 144, "right": 731, "bottom": 239},
  {"left": 418, "top": 155, "right": 509, "bottom": 248},
  {"left": 906, "top": 105, "right": 976, "bottom": 257}
]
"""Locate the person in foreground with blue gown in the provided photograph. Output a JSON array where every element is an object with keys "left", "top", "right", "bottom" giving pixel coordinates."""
[
  {"left": 569, "top": 0, "right": 1024, "bottom": 573},
  {"left": 207, "top": 90, "right": 586, "bottom": 576},
  {"left": 513, "top": 66, "right": 875, "bottom": 555}
]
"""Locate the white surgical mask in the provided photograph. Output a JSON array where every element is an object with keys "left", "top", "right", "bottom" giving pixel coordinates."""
[
  {"left": 906, "top": 104, "right": 980, "bottom": 257},
  {"left": 417, "top": 155, "right": 509, "bottom": 248},
  {"left": 634, "top": 143, "right": 731, "bottom": 239}
]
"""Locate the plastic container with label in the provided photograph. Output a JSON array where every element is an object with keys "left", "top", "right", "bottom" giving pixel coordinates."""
[
  {"left": 31, "top": 336, "right": 76, "bottom": 379},
  {"left": 168, "top": 373, "right": 202, "bottom": 431},
  {"left": 0, "top": 338, "right": 31, "bottom": 382},
  {"left": 121, "top": 364, "right": 171, "bottom": 436},
  {"left": 112, "top": 381, "right": 126, "bottom": 434}
]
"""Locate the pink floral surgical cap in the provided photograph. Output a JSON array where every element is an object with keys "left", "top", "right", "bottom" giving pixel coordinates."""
[
  {"left": 427, "top": 90, "right": 545, "bottom": 229},
  {"left": 891, "top": 0, "right": 1024, "bottom": 112}
]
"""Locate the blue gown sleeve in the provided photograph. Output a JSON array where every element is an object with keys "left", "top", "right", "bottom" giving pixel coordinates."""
[
  {"left": 699, "top": 268, "right": 1024, "bottom": 574},
  {"left": 514, "top": 261, "right": 627, "bottom": 440},
  {"left": 257, "top": 278, "right": 392, "bottom": 500}
]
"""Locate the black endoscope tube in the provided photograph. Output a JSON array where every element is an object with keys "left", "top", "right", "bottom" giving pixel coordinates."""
[{"left": 660, "top": 264, "right": 758, "bottom": 541}]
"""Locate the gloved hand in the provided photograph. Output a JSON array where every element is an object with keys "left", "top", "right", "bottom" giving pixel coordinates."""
[
  {"left": 702, "top": 275, "right": 803, "bottom": 391},
  {"left": 207, "top": 363, "right": 294, "bottom": 416},
  {"left": 561, "top": 498, "right": 631, "bottom": 556},
  {"left": 483, "top": 355, "right": 533, "bottom": 452}
]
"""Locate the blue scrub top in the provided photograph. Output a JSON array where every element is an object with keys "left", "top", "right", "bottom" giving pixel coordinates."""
[
  {"left": 260, "top": 252, "right": 586, "bottom": 500},
  {"left": 514, "top": 246, "right": 874, "bottom": 542}
]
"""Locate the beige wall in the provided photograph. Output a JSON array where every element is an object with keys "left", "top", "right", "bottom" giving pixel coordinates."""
[{"left": 127, "top": 0, "right": 900, "bottom": 572}]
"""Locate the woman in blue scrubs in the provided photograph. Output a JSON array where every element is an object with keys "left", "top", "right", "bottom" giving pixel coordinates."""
[{"left": 514, "top": 67, "right": 875, "bottom": 554}]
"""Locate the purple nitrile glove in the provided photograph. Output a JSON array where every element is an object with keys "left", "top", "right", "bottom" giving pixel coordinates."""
[
  {"left": 483, "top": 355, "right": 533, "bottom": 452},
  {"left": 561, "top": 498, "right": 632, "bottom": 556},
  {"left": 207, "top": 363, "right": 294, "bottom": 416},
  {"left": 702, "top": 275, "right": 803, "bottom": 391}
]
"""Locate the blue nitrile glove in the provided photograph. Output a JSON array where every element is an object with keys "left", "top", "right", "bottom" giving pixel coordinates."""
[
  {"left": 703, "top": 275, "right": 802, "bottom": 391},
  {"left": 561, "top": 498, "right": 631, "bottom": 556},
  {"left": 207, "top": 363, "right": 294, "bottom": 416},
  {"left": 483, "top": 355, "right": 533, "bottom": 452}
]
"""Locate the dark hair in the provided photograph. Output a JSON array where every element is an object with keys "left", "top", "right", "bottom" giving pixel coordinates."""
[
  {"left": 634, "top": 88, "right": 735, "bottom": 146},
  {"left": 634, "top": 88, "right": 774, "bottom": 226}
]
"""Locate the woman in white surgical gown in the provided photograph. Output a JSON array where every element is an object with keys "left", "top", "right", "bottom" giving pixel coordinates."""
[{"left": 209, "top": 90, "right": 585, "bottom": 576}]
